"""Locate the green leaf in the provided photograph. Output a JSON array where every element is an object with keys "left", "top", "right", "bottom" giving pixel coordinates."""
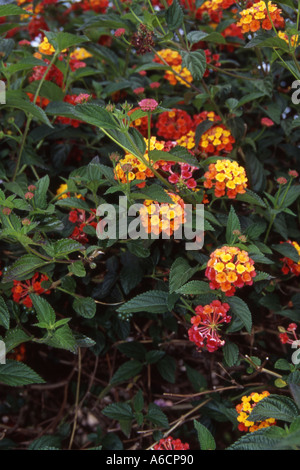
[
  {"left": 278, "top": 186, "right": 300, "bottom": 209},
  {"left": 245, "top": 32, "right": 289, "bottom": 51},
  {"left": 5, "top": 94, "right": 53, "bottom": 127},
  {"left": 4, "top": 328, "right": 31, "bottom": 353},
  {"left": 182, "top": 50, "right": 207, "bottom": 81},
  {"left": 175, "top": 280, "right": 211, "bottom": 295},
  {"left": 0, "top": 296, "right": 9, "bottom": 329},
  {"left": 0, "top": 4, "right": 32, "bottom": 16},
  {"left": 194, "top": 420, "right": 216, "bottom": 450},
  {"left": 226, "top": 206, "right": 241, "bottom": 244},
  {"left": 117, "top": 341, "right": 146, "bottom": 361},
  {"left": 102, "top": 403, "right": 134, "bottom": 420},
  {"left": 169, "top": 258, "right": 199, "bottom": 293},
  {"left": 227, "top": 297, "right": 252, "bottom": 334},
  {"left": 44, "top": 31, "right": 89, "bottom": 52},
  {"left": 34, "top": 175, "right": 49, "bottom": 210},
  {"left": 133, "top": 389, "right": 144, "bottom": 413},
  {"left": 165, "top": 0, "right": 183, "bottom": 30},
  {"left": 272, "top": 243, "right": 300, "bottom": 263},
  {"left": 236, "top": 189, "right": 267, "bottom": 208},
  {"left": 117, "top": 290, "right": 169, "bottom": 315},
  {"left": 29, "top": 294, "right": 56, "bottom": 326},
  {"left": 2, "top": 255, "right": 50, "bottom": 283},
  {"left": 227, "top": 426, "right": 285, "bottom": 450},
  {"left": 187, "top": 30, "right": 226, "bottom": 44},
  {"left": 110, "top": 360, "right": 143, "bottom": 385},
  {"left": 146, "top": 403, "right": 169, "bottom": 428},
  {"left": 249, "top": 395, "right": 299, "bottom": 423},
  {"left": 223, "top": 341, "right": 239, "bottom": 367},
  {"left": 288, "top": 372, "right": 300, "bottom": 410},
  {"left": 68, "top": 261, "right": 86, "bottom": 278},
  {"left": 46, "top": 325, "right": 77, "bottom": 353},
  {"left": 0, "top": 360, "right": 45, "bottom": 386},
  {"left": 73, "top": 297, "right": 96, "bottom": 319},
  {"left": 156, "top": 355, "right": 176, "bottom": 383}
]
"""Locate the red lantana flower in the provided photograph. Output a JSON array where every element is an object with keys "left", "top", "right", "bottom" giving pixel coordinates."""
[
  {"left": 12, "top": 273, "right": 51, "bottom": 308},
  {"left": 69, "top": 209, "right": 97, "bottom": 244},
  {"left": 153, "top": 436, "right": 189, "bottom": 450},
  {"left": 188, "top": 300, "right": 231, "bottom": 352}
]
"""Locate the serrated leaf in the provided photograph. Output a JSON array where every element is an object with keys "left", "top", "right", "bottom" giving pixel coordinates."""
[
  {"left": 46, "top": 325, "right": 77, "bottom": 353},
  {"left": 182, "top": 50, "right": 207, "bottom": 81},
  {"left": 2, "top": 255, "right": 50, "bottom": 283},
  {"left": 146, "top": 403, "right": 169, "bottom": 428},
  {"left": 169, "top": 258, "right": 199, "bottom": 293},
  {"left": 249, "top": 395, "right": 299, "bottom": 423},
  {"left": 156, "top": 355, "right": 176, "bottom": 383},
  {"left": 110, "top": 360, "right": 143, "bottom": 385},
  {"left": 175, "top": 280, "right": 211, "bottom": 295},
  {"left": 68, "top": 261, "right": 86, "bottom": 278},
  {"left": 226, "top": 206, "right": 241, "bottom": 244},
  {"left": 4, "top": 328, "right": 31, "bottom": 353},
  {"left": 44, "top": 31, "right": 89, "bottom": 52},
  {"left": 0, "top": 360, "right": 45, "bottom": 386},
  {"left": 227, "top": 297, "right": 252, "bottom": 334},
  {"left": 102, "top": 403, "right": 134, "bottom": 420},
  {"left": 227, "top": 426, "right": 285, "bottom": 450},
  {"left": 273, "top": 243, "right": 300, "bottom": 263},
  {"left": 29, "top": 294, "right": 56, "bottom": 326},
  {"left": 0, "top": 296, "right": 9, "bottom": 329},
  {"left": 117, "top": 290, "right": 169, "bottom": 315},
  {"left": 194, "top": 420, "right": 216, "bottom": 450},
  {"left": 73, "top": 297, "right": 96, "bottom": 319},
  {"left": 165, "top": 0, "right": 183, "bottom": 30},
  {"left": 223, "top": 341, "right": 239, "bottom": 367}
]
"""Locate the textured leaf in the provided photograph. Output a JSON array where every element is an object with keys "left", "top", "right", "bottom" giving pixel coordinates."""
[
  {"left": 165, "top": 0, "right": 183, "bottom": 30},
  {"left": 227, "top": 297, "right": 252, "bottom": 334},
  {"left": 194, "top": 420, "right": 216, "bottom": 450},
  {"left": 102, "top": 403, "right": 134, "bottom": 420},
  {"left": 73, "top": 297, "right": 96, "bottom": 319},
  {"left": 228, "top": 426, "right": 285, "bottom": 450},
  {"left": 226, "top": 206, "right": 241, "bottom": 244},
  {"left": 182, "top": 50, "right": 207, "bottom": 81},
  {"left": 110, "top": 360, "right": 143, "bottom": 385},
  {"left": 169, "top": 258, "right": 198, "bottom": 293},
  {"left": 146, "top": 403, "right": 169, "bottom": 428},
  {"left": 0, "top": 360, "right": 45, "bottom": 386},
  {"left": 0, "top": 296, "right": 9, "bottom": 329},
  {"left": 117, "top": 290, "right": 169, "bottom": 314},
  {"left": 223, "top": 341, "right": 239, "bottom": 367},
  {"left": 249, "top": 395, "right": 299, "bottom": 423},
  {"left": 30, "top": 294, "right": 56, "bottom": 326}
]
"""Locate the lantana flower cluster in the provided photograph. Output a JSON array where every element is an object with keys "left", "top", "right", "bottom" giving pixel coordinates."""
[
  {"left": 188, "top": 300, "right": 231, "bottom": 353},
  {"left": 280, "top": 240, "right": 300, "bottom": 276},
  {"left": 176, "top": 124, "right": 235, "bottom": 157},
  {"left": 12, "top": 272, "right": 51, "bottom": 308},
  {"left": 203, "top": 159, "right": 248, "bottom": 198},
  {"left": 161, "top": 161, "right": 198, "bottom": 191},
  {"left": 69, "top": 209, "right": 97, "bottom": 244},
  {"left": 236, "top": 391, "right": 277, "bottom": 432},
  {"left": 153, "top": 49, "right": 193, "bottom": 87},
  {"left": 139, "top": 192, "right": 186, "bottom": 237},
  {"left": 278, "top": 322, "right": 299, "bottom": 345},
  {"left": 205, "top": 246, "right": 256, "bottom": 296},
  {"left": 114, "top": 137, "right": 170, "bottom": 188},
  {"left": 156, "top": 109, "right": 194, "bottom": 140},
  {"left": 237, "top": 1, "right": 285, "bottom": 34},
  {"left": 153, "top": 436, "right": 189, "bottom": 450}
]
